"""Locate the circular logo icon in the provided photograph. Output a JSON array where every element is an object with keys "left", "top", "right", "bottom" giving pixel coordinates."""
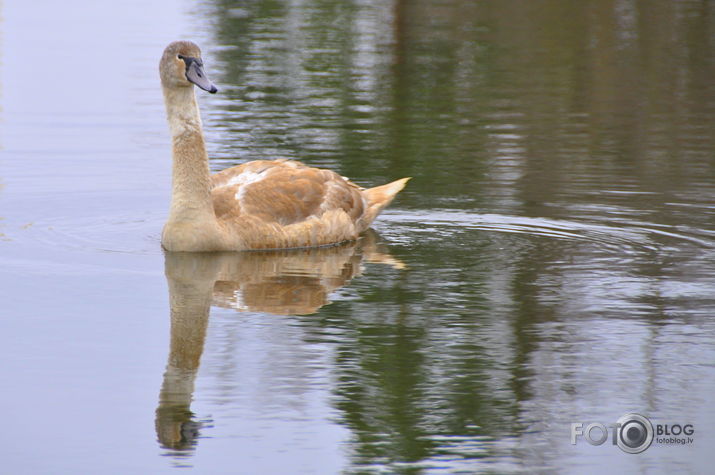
[{"left": 616, "top": 413, "right": 654, "bottom": 454}]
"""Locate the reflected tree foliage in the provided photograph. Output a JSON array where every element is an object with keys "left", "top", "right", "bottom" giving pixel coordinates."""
[
  {"left": 204, "top": 0, "right": 714, "bottom": 209},
  {"left": 188, "top": 0, "right": 715, "bottom": 470}
]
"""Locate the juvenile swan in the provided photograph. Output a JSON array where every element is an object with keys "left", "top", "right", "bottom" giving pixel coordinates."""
[{"left": 159, "top": 40, "right": 409, "bottom": 251}]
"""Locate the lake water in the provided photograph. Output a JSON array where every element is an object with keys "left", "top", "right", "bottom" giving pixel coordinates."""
[{"left": 1, "top": 0, "right": 714, "bottom": 473}]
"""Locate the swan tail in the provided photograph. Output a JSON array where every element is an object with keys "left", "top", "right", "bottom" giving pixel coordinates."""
[{"left": 360, "top": 177, "right": 411, "bottom": 230}]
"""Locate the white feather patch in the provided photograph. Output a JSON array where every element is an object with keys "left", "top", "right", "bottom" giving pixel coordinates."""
[{"left": 230, "top": 169, "right": 268, "bottom": 200}]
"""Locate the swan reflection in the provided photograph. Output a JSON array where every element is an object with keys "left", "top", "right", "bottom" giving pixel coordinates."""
[{"left": 155, "top": 231, "right": 403, "bottom": 453}]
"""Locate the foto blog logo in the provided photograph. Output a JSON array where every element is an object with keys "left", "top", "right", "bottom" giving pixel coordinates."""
[{"left": 570, "top": 413, "right": 694, "bottom": 454}]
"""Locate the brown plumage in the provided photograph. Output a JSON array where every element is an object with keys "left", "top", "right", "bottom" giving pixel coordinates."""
[{"left": 160, "top": 41, "right": 409, "bottom": 252}]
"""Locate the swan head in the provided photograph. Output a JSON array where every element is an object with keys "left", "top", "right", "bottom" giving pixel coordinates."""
[{"left": 160, "top": 41, "right": 218, "bottom": 94}]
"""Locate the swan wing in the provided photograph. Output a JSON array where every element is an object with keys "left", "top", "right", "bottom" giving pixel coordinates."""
[{"left": 210, "top": 160, "right": 368, "bottom": 248}]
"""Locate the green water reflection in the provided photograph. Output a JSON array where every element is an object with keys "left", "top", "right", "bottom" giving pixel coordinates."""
[{"left": 161, "top": 0, "right": 715, "bottom": 472}]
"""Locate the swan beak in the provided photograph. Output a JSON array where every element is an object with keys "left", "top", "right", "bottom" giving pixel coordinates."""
[{"left": 184, "top": 57, "right": 218, "bottom": 94}]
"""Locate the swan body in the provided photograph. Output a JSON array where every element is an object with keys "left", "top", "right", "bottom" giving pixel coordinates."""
[{"left": 159, "top": 41, "right": 409, "bottom": 252}]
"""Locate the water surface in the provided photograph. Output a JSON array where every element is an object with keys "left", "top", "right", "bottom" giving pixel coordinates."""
[{"left": 1, "top": 0, "right": 714, "bottom": 473}]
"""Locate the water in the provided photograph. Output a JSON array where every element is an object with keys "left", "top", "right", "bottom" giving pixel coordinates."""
[{"left": 1, "top": 0, "right": 714, "bottom": 473}]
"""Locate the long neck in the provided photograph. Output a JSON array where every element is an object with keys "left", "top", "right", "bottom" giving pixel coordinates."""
[{"left": 163, "top": 86, "right": 215, "bottom": 223}]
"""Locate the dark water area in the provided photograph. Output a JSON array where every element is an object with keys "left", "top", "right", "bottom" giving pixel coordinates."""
[{"left": 1, "top": 1, "right": 714, "bottom": 473}]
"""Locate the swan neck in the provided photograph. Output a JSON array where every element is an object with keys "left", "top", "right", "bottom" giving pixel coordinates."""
[{"left": 163, "top": 87, "right": 215, "bottom": 223}]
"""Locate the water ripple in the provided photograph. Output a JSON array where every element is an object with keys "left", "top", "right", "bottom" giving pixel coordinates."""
[
  {"left": 382, "top": 209, "right": 715, "bottom": 254},
  {"left": 5, "top": 212, "right": 163, "bottom": 256}
]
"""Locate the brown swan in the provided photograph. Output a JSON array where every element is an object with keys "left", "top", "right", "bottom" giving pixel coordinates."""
[{"left": 159, "top": 40, "right": 409, "bottom": 251}]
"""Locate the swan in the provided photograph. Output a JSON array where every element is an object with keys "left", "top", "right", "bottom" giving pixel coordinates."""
[{"left": 159, "top": 40, "right": 409, "bottom": 252}]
